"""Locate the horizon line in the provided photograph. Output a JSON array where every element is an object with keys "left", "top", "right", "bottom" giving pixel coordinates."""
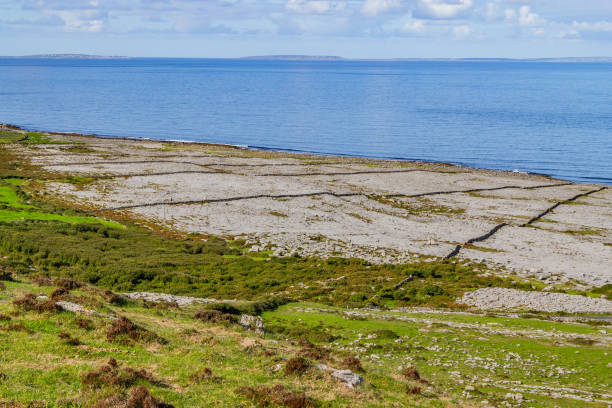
[{"left": 2, "top": 53, "right": 612, "bottom": 62}]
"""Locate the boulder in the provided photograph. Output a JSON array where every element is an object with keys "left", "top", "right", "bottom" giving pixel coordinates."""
[{"left": 240, "top": 314, "right": 265, "bottom": 335}]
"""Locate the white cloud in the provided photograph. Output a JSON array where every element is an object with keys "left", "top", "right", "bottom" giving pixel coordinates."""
[
  {"left": 572, "top": 20, "right": 612, "bottom": 32},
  {"left": 452, "top": 24, "right": 470, "bottom": 37},
  {"left": 518, "top": 5, "right": 544, "bottom": 26},
  {"left": 402, "top": 19, "right": 425, "bottom": 33},
  {"left": 504, "top": 8, "right": 516, "bottom": 21},
  {"left": 484, "top": 2, "right": 500, "bottom": 22},
  {"left": 54, "top": 9, "right": 106, "bottom": 32},
  {"left": 286, "top": 0, "right": 346, "bottom": 14},
  {"left": 361, "top": 0, "right": 401, "bottom": 17},
  {"left": 417, "top": 0, "right": 473, "bottom": 19}
]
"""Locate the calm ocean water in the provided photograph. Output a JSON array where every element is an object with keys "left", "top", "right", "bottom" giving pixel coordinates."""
[{"left": 1, "top": 58, "right": 610, "bottom": 184}]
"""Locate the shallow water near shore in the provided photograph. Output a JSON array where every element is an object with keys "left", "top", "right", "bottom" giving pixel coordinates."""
[{"left": 1, "top": 57, "right": 611, "bottom": 184}]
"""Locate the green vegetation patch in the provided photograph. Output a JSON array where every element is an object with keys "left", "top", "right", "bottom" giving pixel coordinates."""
[
  {"left": 368, "top": 195, "right": 465, "bottom": 216},
  {"left": 0, "top": 131, "right": 24, "bottom": 144},
  {"left": 0, "top": 185, "right": 35, "bottom": 209}
]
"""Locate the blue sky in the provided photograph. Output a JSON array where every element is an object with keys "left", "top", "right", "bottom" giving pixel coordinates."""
[{"left": 1, "top": 0, "right": 611, "bottom": 58}]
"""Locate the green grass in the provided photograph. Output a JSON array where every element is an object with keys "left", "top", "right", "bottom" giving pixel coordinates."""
[
  {"left": 0, "top": 131, "right": 23, "bottom": 144},
  {"left": 0, "top": 185, "right": 35, "bottom": 209},
  {"left": 368, "top": 196, "right": 465, "bottom": 216},
  {"left": 21, "top": 131, "right": 67, "bottom": 145},
  {"left": 562, "top": 228, "right": 602, "bottom": 236},
  {"left": 0, "top": 209, "right": 122, "bottom": 227},
  {"left": 263, "top": 304, "right": 612, "bottom": 408},
  {"left": 0, "top": 179, "right": 122, "bottom": 228},
  {"left": 1, "top": 281, "right": 609, "bottom": 408}
]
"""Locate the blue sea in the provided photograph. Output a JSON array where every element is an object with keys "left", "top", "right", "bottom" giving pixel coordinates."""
[{"left": 1, "top": 58, "right": 610, "bottom": 184}]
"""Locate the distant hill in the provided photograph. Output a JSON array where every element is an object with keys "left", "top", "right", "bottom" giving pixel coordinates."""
[
  {"left": 8, "top": 54, "right": 130, "bottom": 59},
  {"left": 241, "top": 55, "right": 345, "bottom": 61}
]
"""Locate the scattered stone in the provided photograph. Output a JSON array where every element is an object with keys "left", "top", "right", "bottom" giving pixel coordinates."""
[
  {"left": 460, "top": 288, "right": 612, "bottom": 314},
  {"left": 317, "top": 364, "right": 363, "bottom": 388},
  {"left": 55, "top": 301, "right": 115, "bottom": 319},
  {"left": 239, "top": 314, "right": 265, "bottom": 335},
  {"left": 331, "top": 369, "right": 363, "bottom": 388},
  {"left": 123, "top": 292, "right": 217, "bottom": 307}
]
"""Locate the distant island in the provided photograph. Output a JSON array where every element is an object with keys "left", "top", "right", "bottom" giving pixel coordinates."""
[
  {"left": 241, "top": 55, "right": 345, "bottom": 61},
  {"left": 6, "top": 53, "right": 130, "bottom": 59}
]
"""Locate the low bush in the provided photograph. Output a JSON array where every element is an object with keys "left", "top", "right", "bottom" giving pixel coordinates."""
[
  {"left": 106, "top": 317, "right": 166, "bottom": 345},
  {"left": 285, "top": 357, "right": 310, "bottom": 376},
  {"left": 297, "top": 339, "right": 329, "bottom": 361},
  {"left": 194, "top": 310, "right": 237, "bottom": 324},
  {"left": 12, "top": 293, "right": 59, "bottom": 313},
  {"left": 83, "top": 358, "right": 158, "bottom": 389},
  {"left": 236, "top": 384, "right": 314, "bottom": 408},
  {"left": 58, "top": 332, "right": 81, "bottom": 346},
  {"left": 92, "top": 385, "right": 174, "bottom": 408},
  {"left": 340, "top": 356, "right": 363, "bottom": 372}
]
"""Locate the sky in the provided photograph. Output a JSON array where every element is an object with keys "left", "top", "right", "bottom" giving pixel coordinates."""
[{"left": 1, "top": 0, "right": 611, "bottom": 58}]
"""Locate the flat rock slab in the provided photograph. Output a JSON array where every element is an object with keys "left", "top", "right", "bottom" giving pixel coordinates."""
[
  {"left": 123, "top": 292, "right": 217, "bottom": 307},
  {"left": 460, "top": 288, "right": 612, "bottom": 314}
]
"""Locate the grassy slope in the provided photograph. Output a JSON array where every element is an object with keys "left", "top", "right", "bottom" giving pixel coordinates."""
[
  {"left": 0, "top": 130, "right": 610, "bottom": 407},
  {"left": 1, "top": 281, "right": 610, "bottom": 408}
]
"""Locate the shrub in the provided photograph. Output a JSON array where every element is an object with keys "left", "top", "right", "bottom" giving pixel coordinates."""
[
  {"left": 12, "top": 293, "right": 59, "bottom": 313},
  {"left": 373, "top": 329, "right": 399, "bottom": 339},
  {"left": 236, "top": 384, "right": 314, "bottom": 408},
  {"left": 406, "top": 385, "right": 421, "bottom": 395},
  {"left": 189, "top": 367, "right": 220, "bottom": 383},
  {"left": 58, "top": 332, "right": 81, "bottom": 346},
  {"left": 194, "top": 310, "right": 237, "bottom": 324},
  {"left": 50, "top": 287, "right": 68, "bottom": 301},
  {"left": 0, "top": 323, "right": 32, "bottom": 333},
  {"left": 75, "top": 318, "right": 93, "bottom": 330},
  {"left": 56, "top": 278, "right": 83, "bottom": 290},
  {"left": 0, "top": 313, "right": 11, "bottom": 321},
  {"left": 92, "top": 386, "right": 174, "bottom": 408},
  {"left": 340, "top": 356, "right": 363, "bottom": 372},
  {"left": 204, "top": 302, "right": 241, "bottom": 315},
  {"left": 106, "top": 317, "right": 166, "bottom": 345},
  {"left": 401, "top": 366, "right": 420, "bottom": 381},
  {"left": 103, "top": 289, "right": 127, "bottom": 305},
  {"left": 0, "top": 267, "right": 14, "bottom": 281},
  {"left": 285, "top": 357, "right": 310, "bottom": 376},
  {"left": 83, "top": 359, "right": 157, "bottom": 389},
  {"left": 297, "top": 339, "right": 329, "bottom": 361}
]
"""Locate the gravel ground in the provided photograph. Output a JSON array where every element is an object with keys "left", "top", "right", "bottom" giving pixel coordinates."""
[{"left": 459, "top": 288, "right": 612, "bottom": 314}]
